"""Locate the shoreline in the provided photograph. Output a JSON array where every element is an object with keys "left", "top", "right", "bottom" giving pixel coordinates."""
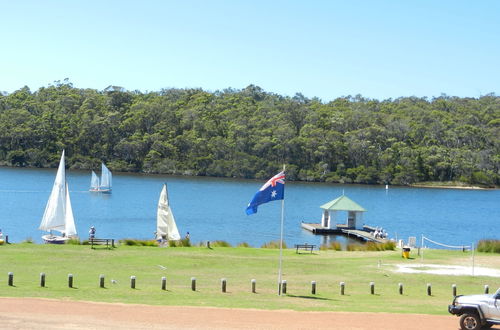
[
  {"left": 1, "top": 165, "right": 497, "bottom": 189},
  {"left": 410, "top": 184, "right": 497, "bottom": 190}
]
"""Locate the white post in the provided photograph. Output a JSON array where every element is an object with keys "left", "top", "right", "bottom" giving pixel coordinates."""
[
  {"left": 471, "top": 242, "right": 475, "bottom": 277},
  {"left": 421, "top": 235, "right": 424, "bottom": 264}
]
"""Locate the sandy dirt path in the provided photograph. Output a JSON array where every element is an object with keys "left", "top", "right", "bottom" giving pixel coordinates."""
[{"left": 0, "top": 297, "right": 468, "bottom": 330}]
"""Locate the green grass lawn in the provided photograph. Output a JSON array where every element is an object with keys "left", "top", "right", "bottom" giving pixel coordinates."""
[{"left": 1, "top": 243, "right": 498, "bottom": 314}]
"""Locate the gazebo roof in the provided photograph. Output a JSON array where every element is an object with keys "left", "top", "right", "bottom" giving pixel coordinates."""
[{"left": 320, "top": 195, "right": 366, "bottom": 212}]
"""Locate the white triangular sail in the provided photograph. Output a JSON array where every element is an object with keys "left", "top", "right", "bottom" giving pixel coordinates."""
[
  {"left": 100, "top": 163, "right": 112, "bottom": 191},
  {"left": 39, "top": 150, "right": 77, "bottom": 238},
  {"left": 90, "top": 171, "right": 100, "bottom": 191},
  {"left": 63, "top": 182, "right": 77, "bottom": 237},
  {"left": 156, "top": 184, "right": 180, "bottom": 241}
]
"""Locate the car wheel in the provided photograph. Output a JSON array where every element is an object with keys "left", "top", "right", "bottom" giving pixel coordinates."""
[{"left": 459, "top": 313, "right": 481, "bottom": 330}]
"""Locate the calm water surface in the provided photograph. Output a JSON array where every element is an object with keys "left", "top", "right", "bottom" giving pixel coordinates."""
[{"left": 0, "top": 167, "right": 498, "bottom": 247}]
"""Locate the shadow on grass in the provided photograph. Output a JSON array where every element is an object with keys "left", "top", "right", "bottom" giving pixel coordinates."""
[{"left": 285, "top": 294, "right": 334, "bottom": 301}]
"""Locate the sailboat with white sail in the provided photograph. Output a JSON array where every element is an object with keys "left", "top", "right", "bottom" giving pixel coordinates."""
[
  {"left": 39, "top": 150, "right": 77, "bottom": 244},
  {"left": 156, "top": 184, "right": 180, "bottom": 245},
  {"left": 89, "top": 163, "right": 112, "bottom": 193}
]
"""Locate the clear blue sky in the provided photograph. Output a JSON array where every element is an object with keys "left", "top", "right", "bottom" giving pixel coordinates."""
[{"left": 1, "top": 0, "right": 499, "bottom": 101}]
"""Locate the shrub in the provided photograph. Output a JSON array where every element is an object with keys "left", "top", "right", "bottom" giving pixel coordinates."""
[
  {"left": 261, "top": 240, "right": 287, "bottom": 249},
  {"left": 347, "top": 241, "right": 396, "bottom": 251},
  {"left": 366, "top": 242, "right": 381, "bottom": 251},
  {"left": 382, "top": 241, "right": 396, "bottom": 250},
  {"left": 66, "top": 238, "right": 81, "bottom": 245},
  {"left": 346, "top": 243, "right": 363, "bottom": 251},
  {"left": 167, "top": 238, "right": 191, "bottom": 247},
  {"left": 477, "top": 240, "right": 500, "bottom": 253},
  {"left": 180, "top": 237, "right": 191, "bottom": 247},
  {"left": 210, "top": 240, "right": 232, "bottom": 247},
  {"left": 320, "top": 241, "right": 342, "bottom": 251},
  {"left": 237, "top": 242, "right": 252, "bottom": 248},
  {"left": 119, "top": 239, "right": 158, "bottom": 247},
  {"left": 22, "top": 237, "right": 34, "bottom": 244}
]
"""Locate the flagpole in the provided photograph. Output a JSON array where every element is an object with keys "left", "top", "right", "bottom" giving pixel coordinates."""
[
  {"left": 278, "top": 165, "right": 286, "bottom": 295},
  {"left": 278, "top": 198, "right": 285, "bottom": 295}
]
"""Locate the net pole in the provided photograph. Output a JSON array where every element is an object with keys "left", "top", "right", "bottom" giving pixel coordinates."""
[
  {"left": 421, "top": 234, "right": 424, "bottom": 264},
  {"left": 471, "top": 241, "right": 475, "bottom": 277}
]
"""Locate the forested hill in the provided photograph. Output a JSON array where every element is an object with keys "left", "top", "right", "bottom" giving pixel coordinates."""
[{"left": 0, "top": 82, "right": 499, "bottom": 186}]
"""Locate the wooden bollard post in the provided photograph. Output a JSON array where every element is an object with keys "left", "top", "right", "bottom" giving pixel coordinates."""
[
  {"left": 398, "top": 283, "right": 403, "bottom": 295},
  {"left": 161, "top": 277, "right": 167, "bottom": 290},
  {"left": 427, "top": 283, "right": 432, "bottom": 296},
  {"left": 281, "top": 280, "right": 287, "bottom": 294},
  {"left": 207, "top": 241, "right": 210, "bottom": 249},
  {"left": 340, "top": 282, "right": 345, "bottom": 295},
  {"left": 370, "top": 282, "right": 375, "bottom": 295},
  {"left": 99, "top": 274, "right": 105, "bottom": 288},
  {"left": 311, "top": 281, "right": 316, "bottom": 295},
  {"left": 68, "top": 274, "right": 73, "bottom": 288},
  {"left": 251, "top": 279, "right": 256, "bottom": 293},
  {"left": 8, "top": 272, "right": 13, "bottom": 286},
  {"left": 130, "top": 276, "right": 136, "bottom": 289},
  {"left": 484, "top": 285, "right": 489, "bottom": 294},
  {"left": 40, "top": 273, "right": 46, "bottom": 287},
  {"left": 452, "top": 284, "right": 457, "bottom": 297},
  {"left": 191, "top": 277, "right": 196, "bottom": 291},
  {"left": 221, "top": 278, "right": 227, "bottom": 293}
]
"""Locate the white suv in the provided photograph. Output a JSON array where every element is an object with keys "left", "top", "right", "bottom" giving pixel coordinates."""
[{"left": 449, "top": 288, "right": 500, "bottom": 330}]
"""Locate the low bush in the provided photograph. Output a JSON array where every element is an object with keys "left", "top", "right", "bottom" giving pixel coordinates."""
[
  {"left": 66, "top": 238, "right": 81, "bottom": 245},
  {"left": 237, "top": 242, "right": 252, "bottom": 248},
  {"left": 320, "top": 241, "right": 342, "bottom": 251},
  {"left": 210, "top": 240, "right": 232, "bottom": 247},
  {"left": 346, "top": 241, "right": 395, "bottom": 251},
  {"left": 168, "top": 238, "right": 191, "bottom": 247},
  {"left": 261, "top": 240, "right": 287, "bottom": 249},
  {"left": 119, "top": 239, "right": 158, "bottom": 247},
  {"left": 381, "top": 241, "right": 396, "bottom": 250},
  {"left": 346, "top": 243, "right": 364, "bottom": 251},
  {"left": 477, "top": 240, "right": 500, "bottom": 253}
]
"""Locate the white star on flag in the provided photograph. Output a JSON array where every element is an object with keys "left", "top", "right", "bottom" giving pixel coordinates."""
[{"left": 271, "top": 190, "right": 277, "bottom": 198}]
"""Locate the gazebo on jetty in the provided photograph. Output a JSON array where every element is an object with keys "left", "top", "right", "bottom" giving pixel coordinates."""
[{"left": 301, "top": 195, "right": 387, "bottom": 243}]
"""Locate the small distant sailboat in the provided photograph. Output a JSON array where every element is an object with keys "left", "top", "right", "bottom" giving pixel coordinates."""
[
  {"left": 39, "top": 150, "right": 77, "bottom": 244},
  {"left": 90, "top": 163, "right": 112, "bottom": 193},
  {"left": 156, "top": 184, "right": 180, "bottom": 244}
]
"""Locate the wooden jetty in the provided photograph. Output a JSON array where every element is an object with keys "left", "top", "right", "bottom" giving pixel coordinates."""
[
  {"left": 301, "top": 222, "right": 387, "bottom": 243},
  {"left": 301, "top": 194, "right": 389, "bottom": 243}
]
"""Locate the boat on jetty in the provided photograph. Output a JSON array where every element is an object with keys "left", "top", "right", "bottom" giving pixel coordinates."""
[{"left": 301, "top": 194, "right": 388, "bottom": 243}]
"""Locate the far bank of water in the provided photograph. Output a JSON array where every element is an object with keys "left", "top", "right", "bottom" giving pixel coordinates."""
[{"left": 0, "top": 167, "right": 498, "bottom": 248}]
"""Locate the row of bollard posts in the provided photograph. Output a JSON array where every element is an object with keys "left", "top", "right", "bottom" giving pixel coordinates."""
[{"left": 4, "top": 273, "right": 492, "bottom": 295}]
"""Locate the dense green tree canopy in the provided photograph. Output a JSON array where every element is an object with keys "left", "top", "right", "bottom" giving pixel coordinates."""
[{"left": 0, "top": 81, "right": 498, "bottom": 186}]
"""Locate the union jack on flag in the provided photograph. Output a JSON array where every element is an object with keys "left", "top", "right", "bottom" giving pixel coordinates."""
[{"left": 246, "top": 171, "right": 285, "bottom": 215}]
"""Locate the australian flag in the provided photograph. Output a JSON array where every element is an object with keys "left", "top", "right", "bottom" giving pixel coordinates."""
[{"left": 246, "top": 171, "right": 285, "bottom": 215}]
